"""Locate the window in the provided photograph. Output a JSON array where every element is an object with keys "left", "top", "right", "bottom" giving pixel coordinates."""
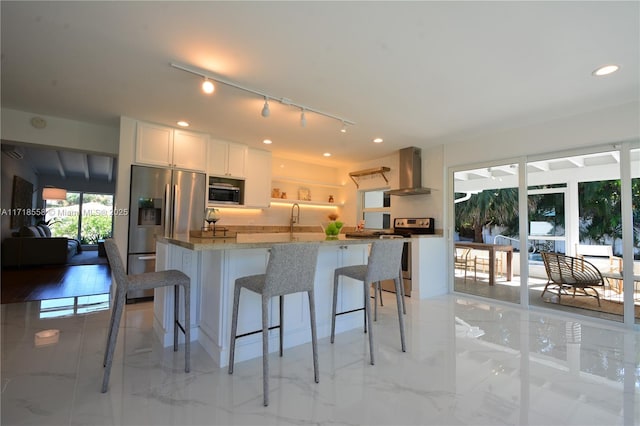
[
  {"left": 45, "top": 192, "right": 114, "bottom": 246},
  {"left": 360, "top": 189, "right": 390, "bottom": 229}
]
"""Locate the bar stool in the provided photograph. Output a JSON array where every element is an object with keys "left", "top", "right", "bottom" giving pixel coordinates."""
[
  {"left": 101, "top": 239, "right": 190, "bottom": 393},
  {"left": 331, "top": 239, "right": 406, "bottom": 365},
  {"left": 228, "top": 242, "right": 321, "bottom": 406},
  {"left": 372, "top": 272, "right": 406, "bottom": 321},
  {"left": 374, "top": 235, "right": 407, "bottom": 318}
]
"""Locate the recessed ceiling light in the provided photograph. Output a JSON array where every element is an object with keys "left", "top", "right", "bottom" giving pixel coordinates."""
[
  {"left": 592, "top": 64, "right": 620, "bottom": 76},
  {"left": 263, "top": 139, "right": 272, "bottom": 144},
  {"left": 373, "top": 138, "right": 383, "bottom": 143},
  {"left": 323, "top": 152, "right": 331, "bottom": 157},
  {"left": 177, "top": 121, "right": 189, "bottom": 127}
]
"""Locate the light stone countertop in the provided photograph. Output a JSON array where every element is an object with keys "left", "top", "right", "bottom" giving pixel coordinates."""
[{"left": 157, "top": 232, "right": 383, "bottom": 251}]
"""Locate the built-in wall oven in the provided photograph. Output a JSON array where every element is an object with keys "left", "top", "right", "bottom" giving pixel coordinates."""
[{"left": 380, "top": 217, "right": 435, "bottom": 297}]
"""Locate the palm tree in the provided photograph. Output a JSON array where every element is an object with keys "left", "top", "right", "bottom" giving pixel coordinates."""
[{"left": 455, "top": 188, "right": 520, "bottom": 243}]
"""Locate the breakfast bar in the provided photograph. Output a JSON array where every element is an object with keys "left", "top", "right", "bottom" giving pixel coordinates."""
[{"left": 154, "top": 233, "right": 381, "bottom": 367}]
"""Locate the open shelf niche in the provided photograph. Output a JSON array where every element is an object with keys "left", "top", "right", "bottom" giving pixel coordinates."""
[{"left": 271, "top": 175, "right": 344, "bottom": 206}]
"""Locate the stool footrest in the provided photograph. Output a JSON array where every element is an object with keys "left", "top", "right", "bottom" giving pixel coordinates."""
[
  {"left": 335, "top": 307, "right": 365, "bottom": 317},
  {"left": 234, "top": 324, "right": 281, "bottom": 340},
  {"left": 175, "top": 320, "right": 186, "bottom": 335}
]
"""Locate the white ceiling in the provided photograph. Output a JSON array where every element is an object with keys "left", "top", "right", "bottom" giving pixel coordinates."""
[{"left": 1, "top": 1, "right": 638, "bottom": 167}]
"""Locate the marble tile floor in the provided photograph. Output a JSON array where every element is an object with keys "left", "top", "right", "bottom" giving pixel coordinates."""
[{"left": 2, "top": 291, "right": 639, "bottom": 426}]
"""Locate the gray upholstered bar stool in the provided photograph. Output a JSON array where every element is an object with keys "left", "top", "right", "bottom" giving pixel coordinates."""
[
  {"left": 101, "top": 239, "right": 190, "bottom": 393},
  {"left": 331, "top": 239, "right": 406, "bottom": 365},
  {"left": 228, "top": 242, "right": 321, "bottom": 406}
]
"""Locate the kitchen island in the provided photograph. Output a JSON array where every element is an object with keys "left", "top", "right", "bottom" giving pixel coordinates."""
[{"left": 154, "top": 233, "right": 382, "bottom": 367}]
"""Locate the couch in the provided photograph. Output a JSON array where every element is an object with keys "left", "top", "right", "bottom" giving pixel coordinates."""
[{"left": 1, "top": 225, "right": 81, "bottom": 268}]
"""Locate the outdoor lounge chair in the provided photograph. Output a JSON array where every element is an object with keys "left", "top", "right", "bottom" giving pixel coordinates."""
[{"left": 540, "top": 251, "right": 605, "bottom": 306}]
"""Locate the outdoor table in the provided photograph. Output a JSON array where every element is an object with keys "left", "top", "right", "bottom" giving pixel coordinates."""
[{"left": 455, "top": 242, "right": 513, "bottom": 285}]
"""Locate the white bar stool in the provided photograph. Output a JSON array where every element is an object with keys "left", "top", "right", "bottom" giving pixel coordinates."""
[
  {"left": 331, "top": 239, "right": 406, "bottom": 365},
  {"left": 228, "top": 242, "right": 321, "bottom": 406},
  {"left": 101, "top": 239, "right": 190, "bottom": 393}
]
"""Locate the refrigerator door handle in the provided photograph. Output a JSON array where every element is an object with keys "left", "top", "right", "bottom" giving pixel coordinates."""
[
  {"left": 137, "top": 255, "right": 156, "bottom": 261},
  {"left": 164, "top": 183, "right": 171, "bottom": 237},
  {"left": 172, "top": 184, "right": 179, "bottom": 237}
]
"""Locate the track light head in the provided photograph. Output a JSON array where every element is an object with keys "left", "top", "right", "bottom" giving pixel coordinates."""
[
  {"left": 202, "top": 78, "right": 215, "bottom": 94},
  {"left": 261, "top": 98, "right": 270, "bottom": 118},
  {"left": 300, "top": 110, "right": 307, "bottom": 127},
  {"left": 340, "top": 122, "right": 347, "bottom": 133}
]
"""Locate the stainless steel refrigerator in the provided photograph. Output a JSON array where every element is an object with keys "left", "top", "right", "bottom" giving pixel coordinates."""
[{"left": 126, "top": 165, "right": 205, "bottom": 302}]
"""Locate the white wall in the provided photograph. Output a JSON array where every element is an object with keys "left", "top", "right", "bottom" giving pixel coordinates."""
[
  {"left": 113, "top": 117, "right": 136, "bottom": 256},
  {"left": 1, "top": 108, "right": 119, "bottom": 155},
  {"left": 442, "top": 101, "right": 639, "bottom": 168}
]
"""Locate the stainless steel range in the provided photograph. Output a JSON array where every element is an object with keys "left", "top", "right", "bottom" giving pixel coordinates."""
[
  {"left": 380, "top": 217, "right": 435, "bottom": 296},
  {"left": 392, "top": 217, "right": 435, "bottom": 237}
]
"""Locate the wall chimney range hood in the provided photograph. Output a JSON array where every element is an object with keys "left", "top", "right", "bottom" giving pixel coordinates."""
[{"left": 385, "top": 147, "right": 431, "bottom": 196}]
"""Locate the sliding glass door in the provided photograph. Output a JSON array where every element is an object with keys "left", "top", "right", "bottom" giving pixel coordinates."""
[
  {"left": 451, "top": 143, "right": 639, "bottom": 326},
  {"left": 453, "top": 162, "right": 520, "bottom": 304},
  {"left": 45, "top": 192, "right": 114, "bottom": 247}
]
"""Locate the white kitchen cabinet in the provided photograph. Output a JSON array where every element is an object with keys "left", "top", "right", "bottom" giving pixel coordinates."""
[
  {"left": 154, "top": 241, "right": 201, "bottom": 347},
  {"left": 412, "top": 236, "right": 446, "bottom": 299},
  {"left": 244, "top": 148, "right": 272, "bottom": 207},
  {"left": 135, "top": 121, "right": 208, "bottom": 172},
  {"left": 315, "top": 244, "right": 368, "bottom": 323},
  {"left": 209, "top": 139, "right": 247, "bottom": 178},
  {"left": 135, "top": 122, "right": 173, "bottom": 167},
  {"left": 172, "top": 129, "right": 208, "bottom": 171}
]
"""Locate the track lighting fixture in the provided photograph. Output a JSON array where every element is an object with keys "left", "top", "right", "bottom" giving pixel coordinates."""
[
  {"left": 170, "top": 61, "right": 355, "bottom": 131},
  {"left": 202, "top": 78, "right": 215, "bottom": 94},
  {"left": 300, "top": 109, "right": 307, "bottom": 127},
  {"left": 261, "top": 97, "right": 270, "bottom": 118}
]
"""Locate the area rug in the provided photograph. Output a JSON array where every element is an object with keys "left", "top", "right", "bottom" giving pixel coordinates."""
[
  {"left": 67, "top": 250, "right": 108, "bottom": 265},
  {"left": 543, "top": 293, "right": 640, "bottom": 317}
]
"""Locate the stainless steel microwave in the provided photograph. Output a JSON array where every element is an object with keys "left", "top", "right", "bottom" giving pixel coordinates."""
[{"left": 208, "top": 183, "right": 241, "bottom": 204}]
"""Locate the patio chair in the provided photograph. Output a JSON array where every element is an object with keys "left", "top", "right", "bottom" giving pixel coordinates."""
[
  {"left": 575, "top": 243, "right": 622, "bottom": 293},
  {"left": 454, "top": 247, "right": 477, "bottom": 282},
  {"left": 540, "top": 251, "right": 605, "bottom": 306},
  {"left": 476, "top": 252, "right": 503, "bottom": 278}
]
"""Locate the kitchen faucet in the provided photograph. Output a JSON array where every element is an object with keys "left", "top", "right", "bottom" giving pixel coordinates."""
[{"left": 290, "top": 203, "right": 300, "bottom": 233}]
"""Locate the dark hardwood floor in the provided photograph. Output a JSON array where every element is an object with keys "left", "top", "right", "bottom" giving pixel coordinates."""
[{"left": 1, "top": 264, "right": 112, "bottom": 304}]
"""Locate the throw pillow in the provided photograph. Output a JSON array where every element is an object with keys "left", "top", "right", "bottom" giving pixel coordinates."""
[
  {"left": 30, "top": 226, "right": 44, "bottom": 237},
  {"left": 37, "top": 224, "right": 52, "bottom": 238},
  {"left": 19, "top": 226, "right": 38, "bottom": 237}
]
